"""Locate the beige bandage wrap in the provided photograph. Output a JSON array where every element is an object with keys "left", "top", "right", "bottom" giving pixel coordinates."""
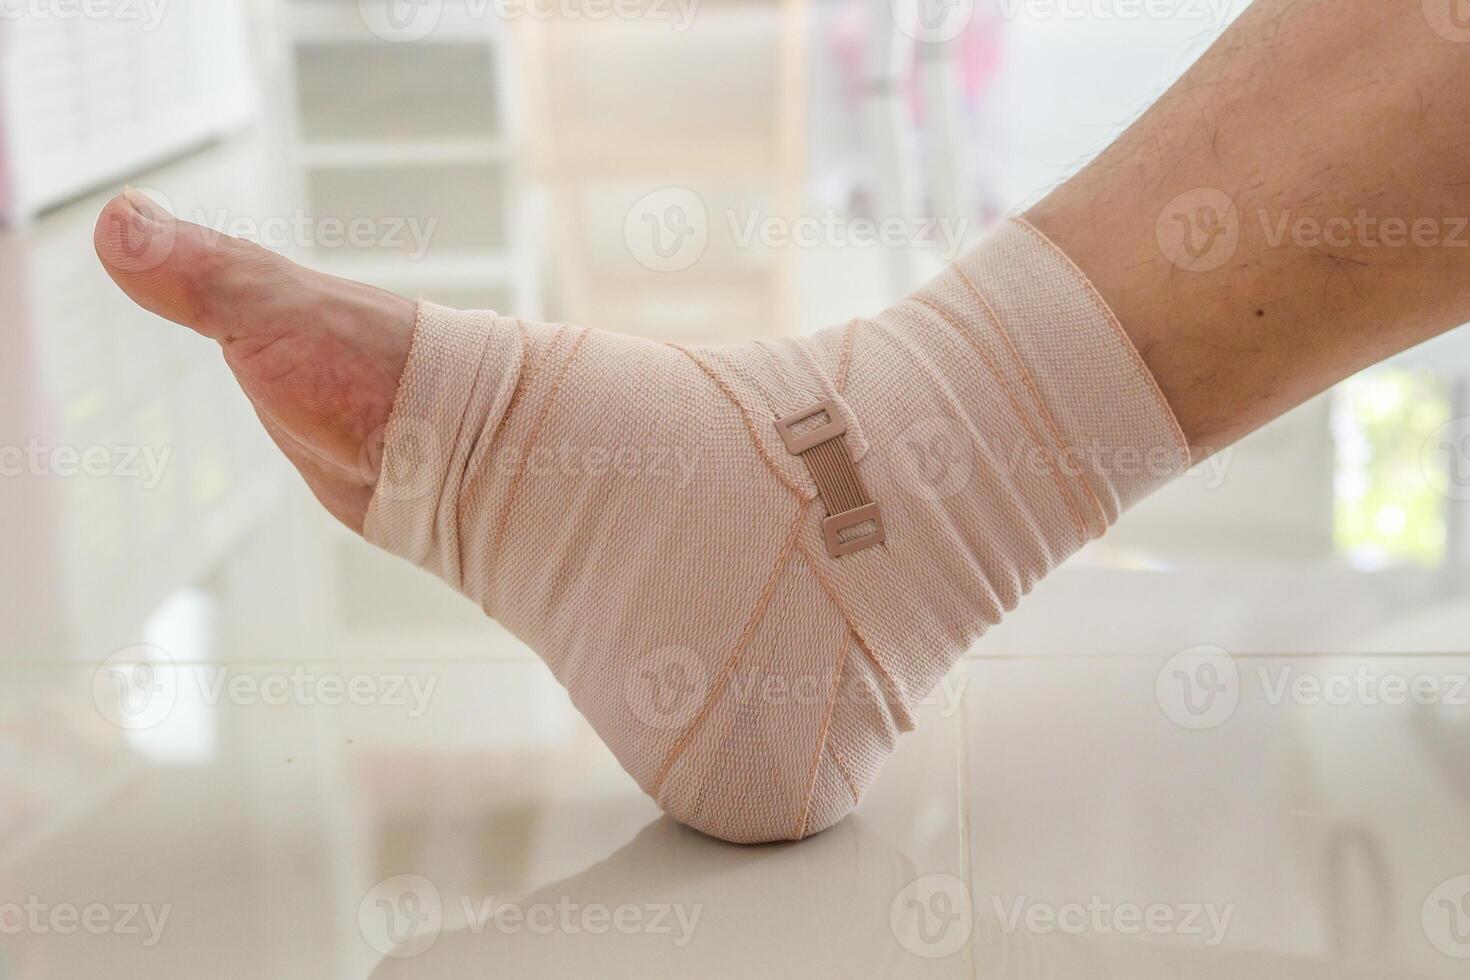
[{"left": 364, "top": 219, "right": 1190, "bottom": 844}]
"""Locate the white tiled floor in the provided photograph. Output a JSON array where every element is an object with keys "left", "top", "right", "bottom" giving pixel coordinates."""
[
  {"left": 7, "top": 628, "right": 1470, "bottom": 977},
  {"left": 6, "top": 470, "right": 1470, "bottom": 978}
]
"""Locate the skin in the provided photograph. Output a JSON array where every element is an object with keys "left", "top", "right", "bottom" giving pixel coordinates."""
[
  {"left": 95, "top": 0, "right": 1470, "bottom": 529},
  {"left": 95, "top": 188, "right": 415, "bottom": 530},
  {"left": 1026, "top": 0, "right": 1470, "bottom": 456}
]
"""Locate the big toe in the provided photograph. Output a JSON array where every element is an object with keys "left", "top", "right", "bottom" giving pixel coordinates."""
[{"left": 93, "top": 189, "right": 291, "bottom": 340}]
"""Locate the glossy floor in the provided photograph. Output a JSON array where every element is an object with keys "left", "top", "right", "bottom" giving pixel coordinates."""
[{"left": 7, "top": 594, "right": 1470, "bottom": 978}]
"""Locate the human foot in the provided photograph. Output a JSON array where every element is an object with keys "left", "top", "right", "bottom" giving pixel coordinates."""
[
  {"left": 93, "top": 189, "right": 416, "bottom": 531},
  {"left": 96, "top": 192, "right": 1187, "bottom": 843}
]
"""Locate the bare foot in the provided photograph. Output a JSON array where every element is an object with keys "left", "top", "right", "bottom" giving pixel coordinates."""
[{"left": 93, "top": 189, "right": 417, "bottom": 531}]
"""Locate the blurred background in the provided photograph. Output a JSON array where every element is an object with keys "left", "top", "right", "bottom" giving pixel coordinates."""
[{"left": 2, "top": 1, "right": 1470, "bottom": 977}]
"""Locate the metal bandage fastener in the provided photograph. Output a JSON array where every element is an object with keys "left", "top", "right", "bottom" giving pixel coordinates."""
[{"left": 774, "top": 399, "right": 885, "bottom": 558}]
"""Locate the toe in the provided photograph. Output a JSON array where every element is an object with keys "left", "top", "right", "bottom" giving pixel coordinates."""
[
  {"left": 93, "top": 189, "right": 292, "bottom": 340},
  {"left": 94, "top": 189, "right": 417, "bottom": 535}
]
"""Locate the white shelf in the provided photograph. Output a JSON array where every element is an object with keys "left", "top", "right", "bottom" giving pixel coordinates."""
[
  {"left": 286, "top": 1, "right": 507, "bottom": 45},
  {"left": 284, "top": 0, "right": 541, "bottom": 320},
  {"left": 300, "top": 137, "right": 510, "bottom": 169}
]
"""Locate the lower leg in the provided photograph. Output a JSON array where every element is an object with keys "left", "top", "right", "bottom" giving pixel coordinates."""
[{"left": 1028, "top": 0, "right": 1470, "bottom": 455}]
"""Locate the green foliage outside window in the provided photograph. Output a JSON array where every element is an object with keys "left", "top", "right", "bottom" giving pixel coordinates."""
[{"left": 1332, "top": 368, "right": 1449, "bottom": 568}]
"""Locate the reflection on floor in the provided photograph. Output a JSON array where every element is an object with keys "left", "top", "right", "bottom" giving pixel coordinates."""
[{"left": 6, "top": 605, "right": 1469, "bottom": 977}]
